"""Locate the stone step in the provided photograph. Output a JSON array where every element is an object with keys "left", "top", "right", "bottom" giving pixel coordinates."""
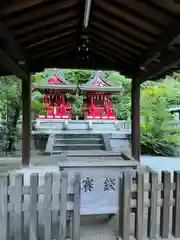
[
  {"left": 53, "top": 143, "right": 104, "bottom": 151},
  {"left": 54, "top": 134, "right": 102, "bottom": 139},
  {"left": 54, "top": 138, "right": 102, "bottom": 145},
  {"left": 51, "top": 150, "right": 122, "bottom": 157},
  {"left": 65, "top": 150, "right": 121, "bottom": 157}
]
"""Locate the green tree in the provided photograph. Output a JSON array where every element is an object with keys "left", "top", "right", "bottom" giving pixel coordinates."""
[
  {"left": 0, "top": 73, "right": 44, "bottom": 152},
  {"left": 141, "top": 85, "right": 180, "bottom": 156},
  {"left": 106, "top": 72, "right": 131, "bottom": 119}
]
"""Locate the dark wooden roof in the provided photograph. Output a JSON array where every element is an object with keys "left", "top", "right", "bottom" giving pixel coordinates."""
[{"left": 1, "top": 0, "right": 180, "bottom": 82}]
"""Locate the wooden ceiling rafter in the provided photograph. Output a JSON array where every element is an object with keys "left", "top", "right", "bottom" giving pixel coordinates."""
[
  {"left": 91, "top": 17, "right": 153, "bottom": 48},
  {"left": 14, "top": 8, "right": 79, "bottom": 36},
  {"left": 31, "top": 43, "right": 76, "bottom": 59},
  {"left": 27, "top": 52, "right": 74, "bottom": 72},
  {"left": 0, "top": 0, "right": 180, "bottom": 80},
  {"left": 92, "top": 11, "right": 155, "bottom": 43},
  {"left": 94, "top": 4, "right": 158, "bottom": 39},
  {"left": 91, "top": 44, "right": 137, "bottom": 67},
  {"left": 0, "top": 22, "right": 25, "bottom": 62},
  {"left": 0, "top": 48, "right": 28, "bottom": 81},
  {"left": 137, "top": 48, "right": 180, "bottom": 81},
  {"left": 0, "top": 19, "right": 28, "bottom": 80},
  {"left": 136, "top": 16, "right": 180, "bottom": 79},
  {"left": 90, "top": 51, "right": 134, "bottom": 74},
  {"left": 91, "top": 30, "right": 141, "bottom": 56},
  {"left": 91, "top": 22, "right": 148, "bottom": 50},
  {"left": 19, "top": 19, "right": 79, "bottom": 44},
  {"left": 28, "top": 36, "right": 76, "bottom": 56},
  {"left": 0, "top": 0, "right": 48, "bottom": 15},
  {"left": 47, "top": 47, "right": 76, "bottom": 59},
  {"left": 113, "top": 0, "right": 172, "bottom": 26},
  {"left": 148, "top": 0, "right": 180, "bottom": 17},
  {"left": 25, "top": 30, "right": 77, "bottom": 50},
  {"left": 92, "top": 37, "right": 139, "bottom": 63},
  {"left": 95, "top": 1, "right": 162, "bottom": 35},
  {"left": 112, "top": 0, "right": 168, "bottom": 29},
  {"left": 6, "top": 0, "right": 79, "bottom": 27}
]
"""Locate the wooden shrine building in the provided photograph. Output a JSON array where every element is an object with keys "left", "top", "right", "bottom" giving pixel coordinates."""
[
  {"left": 1, "top": 1, "right": 180, "bottom": 164},
  {"left": 34, "top": 72, "right": 76, "bottom": 120},
  {"left": 82, "top": 71, "right": 120, "bottom": 120}
]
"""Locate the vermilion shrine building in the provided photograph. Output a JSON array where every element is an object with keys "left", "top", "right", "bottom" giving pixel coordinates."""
[
  {"left": 35, "top": 70, "right": 120, "bottom": 120},
  {"left": 35, "top": 72, "right": 76, "bottom": 120},
  {"left": 82, "top": 71, "right": 120, "bottom": 120}
]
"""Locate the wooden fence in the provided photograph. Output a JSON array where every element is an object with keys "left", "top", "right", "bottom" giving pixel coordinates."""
[
  {"left": 118, "top": 170, "right": 180, "bottom": 240},
  {"left": 0, "top": 171, "right": 81, "bottom": 240},
  {"left": 1, "top": 170, "right": 180, "bottom": 239}
]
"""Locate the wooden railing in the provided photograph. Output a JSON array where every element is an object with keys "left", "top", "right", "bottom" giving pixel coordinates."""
[
  {"left": 1, "top": 170, "right": 180, "bottom": 239},
  {"left": 118, "top": 170, "right": 180, "bottom": 239}
]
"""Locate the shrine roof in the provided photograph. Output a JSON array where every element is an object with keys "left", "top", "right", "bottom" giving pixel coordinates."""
[
  {"left": 47, "top": 72, "right": 70, "bottom": 85},
  {"left": 34, "top": 71, "right": 77, "bottom": 92},
  {"left": 34, "top": 84, "right": 77, "bottom": 91},
  {"left": 1, "top": 1, "right": 180, "bottom": 82},
  {"left": 81, "top": 70, "right": 121, "bottom": 93}
]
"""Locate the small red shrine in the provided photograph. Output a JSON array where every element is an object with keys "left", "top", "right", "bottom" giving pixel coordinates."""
[
  {"left": 35, "top": 72, "right": 76, "bottom": 119},
  {"left": 81, "top": 71, "right": 121, "bottom": 120}
]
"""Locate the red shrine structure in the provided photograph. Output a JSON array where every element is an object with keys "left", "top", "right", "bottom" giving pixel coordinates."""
[
  {"left": 35, "top": 72, "right": 76, "bottom": 119},
  {"left": 81, "top": 71, "right": 121, "bottom": 120},
  {"left": 35, "top": 70, "right": 120, "bottom": 120}
]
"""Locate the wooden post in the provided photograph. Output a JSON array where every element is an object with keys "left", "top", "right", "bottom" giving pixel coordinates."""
[
  {"left": 131, "top": 78, "right": 140, "bottom": 161},
  {"left": 22, "top": 74, "right": 31, "bottom": 166},
  {"left": 172, "top": 171, "right": 180, "bottom": 237}
]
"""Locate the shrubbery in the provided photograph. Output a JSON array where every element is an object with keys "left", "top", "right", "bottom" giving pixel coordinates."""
[{"left": 140, "top": 85, "right": 180, "bottom": 156}]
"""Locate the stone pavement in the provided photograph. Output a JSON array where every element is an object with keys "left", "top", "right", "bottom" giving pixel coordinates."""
[{"left": 141, "top": 155, "right": 180, "bottom": 172}]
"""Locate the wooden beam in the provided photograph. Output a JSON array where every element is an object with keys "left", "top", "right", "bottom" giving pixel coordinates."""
[
  {"left": 131, "top": 79, "right": 140, "bottom": 161},
  {"left": 16, "top": 8, "right": 78, "bottom": 35},
  {"left": 27, "top": 52, "right": 131, "bottom": 75},
  {"left": 137, "top": 49, "right": 180, "bottom": 81},
  {"left": 92, "top": 11, "right": 155, "bottom": 43},
  {"left": 25, "top": 30, "right": 76, "bottom": 50},
  {"left": 19, "top": 20, "right": 78, "bottom": 43},
  {"left": 136, "top": 17, "right": 180, "bottom": 70},
  {"left": 91, "top": 22, "right": 147, "bottom": 50},
  {"left": 0, "top": 21, "right": 28, "bottom": 79},
  {"left": 0, "top": 23, "right": 25, "bottom": 62},
  {"left": 29, "top": 37, "right": 75, "bottom": 56},
  {"left": 31, "top": 44, "right": 76, "bottom": 58},
  {"left": 6, "top": 0, "right": 79, "bottom": 26},
  {"left": 0, "top": 49, "right": 28, "bottom": 81},
  {"left": 113, "top": 0, "right": 171, "bottom": 26},
  {"left": 1, "top": 0, "right": 46, "bottom": 14},
  {"left": 92, "top": 37, "right": 139, "bottom": 62},
  {"left": 47, "top": 47, "right": 76, "bottom": 58},
  {"left": 22, "top": 74, "right": 31, "bottom": 166},
  {"left": 90, "top": 48, "right": 135, "bottom": 75},
  {"left": 91, "top": 29, "right": 141, "bottom": 55},
  {"left": 95, "top": 1, "right": 161, "bottom": 35},
  {"left": 92, "top": 44, "right": 137, "bottom": 66}
]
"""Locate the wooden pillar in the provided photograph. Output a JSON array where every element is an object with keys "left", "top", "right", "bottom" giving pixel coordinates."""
[
  {"left": 131, "top": 78, "right": 140, "bottom": 161},
  {"left": 22, "top": 74, "right": 31, "bottom": 166}
]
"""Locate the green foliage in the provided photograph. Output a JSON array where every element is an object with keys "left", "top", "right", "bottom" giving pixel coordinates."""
[
  {"left": 106, "top": 72, "right": 131, "bottom": 120},
  {"left": 140, "top": 85, "right": 180, "bottom": 156},
  {"left": 64, "top": 69, "right": 91, "bottom": 84},
  {"left": 1, "top": 69, "right": 180, "bottom": 156}
]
